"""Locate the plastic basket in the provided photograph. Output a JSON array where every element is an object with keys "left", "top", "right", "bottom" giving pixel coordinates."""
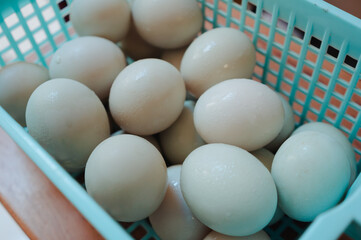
[{"left": 0, "top": 0, "right": 361, "bottom": 239}]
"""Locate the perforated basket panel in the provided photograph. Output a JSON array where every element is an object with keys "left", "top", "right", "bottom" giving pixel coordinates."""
[{"left": 1, "top": 0, "right": 361, "bottom": 239}]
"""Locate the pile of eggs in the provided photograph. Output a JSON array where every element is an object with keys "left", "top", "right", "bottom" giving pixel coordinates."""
[{"left": 0, "top": 0, "right": 357, "bottom": 239}]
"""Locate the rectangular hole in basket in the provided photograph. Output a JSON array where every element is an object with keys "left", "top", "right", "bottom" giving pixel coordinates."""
[
  {"left": 306, "top": 49, "right": 318, "bottom": 64},
  {"left": 27, "top": 16, "right": 41, "bottom": 31},
  {"left": 325, "top": 108, "right": 337, "bottom": 121},
  {"left": 330, "top": 95, "right": 342, "bottom": 109},
  {"left": 310, "top": 36, "right": 322, "bottom": 49},
  {"left": 36, "top": 0, "right": 50, "bottom": 8},
  {"left": 293, "top": 101, "right": 303, "bottom": 115},
  {"left": 25, "top": 51, "right": 38, "bottom": 63},
  {"left": 19, "top": 39, "right": 32, "bottom": 53},
  {"left": 327, "top": 45, "right": 339, "bottom": 59},
  {"left": 286, "top": 55, "right": 298, "bottom": 68},
  {"left": 318, "top": 73, "right": 330, "bottom": 87},
  {"left": 42, "top": 7, "right": 56, "bottom": 22},
  {"left": 284, "top": 68, "right": 295, "bottom": 82},
  {"left": 295, "top": 90, "right": 306, "bottom": 104},
  {"left": 259, "top": 23, "right": 270, "bottom": 37},
  {"left": 58, "top": 0, "right": 68, "bottom": 10},
  {"left": 276, "top": 18, "right": 288, "bottom": 32},
  {"left": 269, "top": 59, "right": 280, "bottom": 73},
  {"left": 334, "top": 83, "right": 347, "bottom": 96},
  {"left": 344, "top": 55, "right": 357, "bottom": 68},
  {"left": 281, "top": 81, "right": 292, "bottom": 95},
  {"left": 322, "top": 59, "right": 335, "bottom": 74},
  {"left": 299, "top": 78, "right": 310, "bottom": 91},
  {"left": 204, "top": 20, "right": 213, "bottom": 31},
  {"left": 256, "top": 38, "right": 267, "bottom": 51},
  {"left": 0, "top": 36, "right": 10, "bottom": 52},
  {"left": 49, "top": 20, "right": 61, "bottom": 34},
  {"left": 54, "top": 32, "right": 66, "bottom": 46},
  {"left": 254, "top": 65, "right": 264, "bottom": 77},
  {"left": 290, "top": 41, "right": 301, "bottom": 55},
  {"left": 34, "top": 29, "right": 46, "bottom": 44},
  {"left": 40, "top": 41, "right": 53, "bottom": 55},
  {"left": 204, "top": 5, "right": 214, "bottom": 19},
  {"left": 217, "top": 15, "right": 226, "bottom": 26},
  {"left": 310, "top": 99, "right": 321, "bottom": 111},
  {"left": 271, "top": 46, "right": 282, "bottom": 61},
  {"left": 131, "top": 225, "right": 147, "bottom": 239},
  {"left": 302, "top": 64, "right": 313, "bottom": 77},
  {"left": 351, "top": 92, "right": 361, "bottom": 107},
  {"left": 247, "top": 2, "right": 257, "bottom": 13},
  {"left": 256, "top": 51, "right": 265, "bottom": 65},
  {"left": 231, "top": 7, "right": 241, "bottom": 21},
  {"left": 21, "top": 3, "right": 35, "bottom": 18},
  {"left": 2, "top": 49, "right": 17, "bottom": 63},
  {"left": 275, "top": 32, "right": 285, "bottom": 46},
  {"left": 341, "top": 118, "right": 353, "bottom": 131},
  {"left": 346, "top": 106, "right": 358, "bottom": 119},
  {"left": 266, "top": 72, "right": 277, "bottom": 85},
  {"left": 245, "top": 16, "right": 255, "bottom": 28},
  {"left": 293, "top": 27, "right": 304, "bottom": 40},
  {"left": 5, "top": 13, "right": 19, "bottom": 28},
  {"left": 306, "top": 111, "right": 318, "bottom": 122},
  {"left": 314, "top": 86, "right": 326, "bottom": 100},
  {"left": 11, "top": 26, "right": 25, "bottom": 41},
  {"left": 63, "top": 14, "right": 70, "bottom": 23}
]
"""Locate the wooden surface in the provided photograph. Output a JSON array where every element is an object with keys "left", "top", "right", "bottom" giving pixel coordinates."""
[{"left": 0, "top": 127, "right": 103, "bottom": 240}]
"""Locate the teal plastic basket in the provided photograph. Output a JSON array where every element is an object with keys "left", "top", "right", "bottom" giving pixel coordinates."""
[{"left": 0, "top": 0, "right": 361, "bottom": 239}]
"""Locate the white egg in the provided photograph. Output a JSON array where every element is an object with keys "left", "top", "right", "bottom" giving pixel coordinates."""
[
  {"left": 70, "top": 0, "right": 131, "bottom": 42},
  {"left": 49, "top": 36, "right": 126, "bottom": 101},
  {"left": 265, "top": 94, "right": 295, "bottom": 152},
  {"left": 161, "top": 46, "right": 188, "bottom": 71},
  {"left": 109, "top": 59, "right": 186, "bottom": 135},
  {"left": 194, "top": 79, "right": 284, "bottom": 151},
  {"left": 85, "top": 134, "right": 167, "bottom": 222},
  {"left": 251, "top": 148, "right": 274, "bottom": 172},
  {"left": 26, "top": 78, "right": 110, "bottom": 172},
  {"left": 132, "top": 0, "right": 202, "bottom": 49},
  {"left": 0, "top": 62, "right": 49, "bottom": 126},
  {"left": 181, "top": 28, "right": 256, "bottom": 98},
  {"left": 181, "top": 143, "right": 277, "bottom": 236},
  {"left": 159, "top": 100, "right": 205, "bottom": 165},
  {"left": 149, "top": 165, "right": 210, "bottom": 240},
  {"left": 272, "top": 131, "right": 350, "bottom": 222},
  {"left": 292, "top": 122, "right": 356, "bottom": 186},
  {"left": 203, "top": 230, "right": 271, "bottom": 240}
]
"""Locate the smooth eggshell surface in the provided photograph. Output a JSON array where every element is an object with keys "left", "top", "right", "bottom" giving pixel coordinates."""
[
  {"left": 70, "top": 0, "right": 130, "bottom": 42},
  {"left": 272, "top": 131, "right": 350, "bottom": 222},
  {"left": 161, "top": 46, "right": 188, "bottom": 71},
  {"left": 181, "top": 143, "right": 277, "bottom": 236},
  {"left": 203, "top": 230, "right": 271, "bottom": 240},
  {"left": 265, "top": 94, "right": 295, "bottom": 152},
  {"left": 149, "top": 165, "right": 210, "bottom": 240},
  {"left": 49, "top": 36, "right": 126, "bottom": 101},
  {"left": 194, "top": 79, "right": 284, "bottom": 151},
  {"left": 25, "top": 78, "right": 110, "bottom": 172},
  {"left": 181, "top": 27, "right": 256, "bottom": 98},
  {"left": 132, "top": 0, "right": 202, "bottom": 49},
  {"left": 159, "top": 101, "right": 205, "bottom": 165},
  {"left": 109, "top": 59, "right": 186, "bottom": 135},
  {"left": 0, "top": 62, "right": 49, "bottom": 126},
  {"left": 292, "top": 122, "right": 356, "bottom": 186},
  {"left": 85, "top": 134, "right": 167, "bottom": 222}
]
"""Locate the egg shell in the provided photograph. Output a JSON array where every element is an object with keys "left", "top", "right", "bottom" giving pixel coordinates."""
[
  {"left": 181, "top": 143, "right": 277, "bottom": 236},
  {"left": 49, "top": 36, "right": 126, "bottom": 101},
  {"left": 272, "top": 131, "right": 350, "bottom": 222},
  {"left": 25, "top": 78, "right": 110, "bottom": 172},
  {"left": 111, "top": 129, "right": 162, "bottom": 152},
  {"left": 109, "top": 59, "right": 186, "bottom": 135},
  {"left": 0, "top": 62, "right": 49, "bottom": 126},
  {"left": 268, "top": 206, "right": 284, "bottom": 225},
  {"left": 159, "top": 100, "right": 205, "bottom": 165},
  {"left": 149, "top": 165, "right": 210, "bottom": 240},
  {"left": 132, "top": 0, "right": 202, "bottom": 49},
  {"left": 85, "top": 134, "right": 167, "bottom": 222},
  {"left": 265, "top": 94, "right": 295, "bottom": 152},
  {"left": 70, "top": 0, "right": 131, "bottom": 42},
  {"left": 161, "top": 46, "right": 188, "bottom": 71},
  {"left": 181, "top": 27, "right": 256, "bottom": 98},
  {"left": 292, "top": 122, "right": 356, "bottom": 186},
  {"left": 194, "top": 79, "right": 284, "bottom": 151},
  {"left": 203, "top": 230, "right": 271, "bottom": 240}
]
